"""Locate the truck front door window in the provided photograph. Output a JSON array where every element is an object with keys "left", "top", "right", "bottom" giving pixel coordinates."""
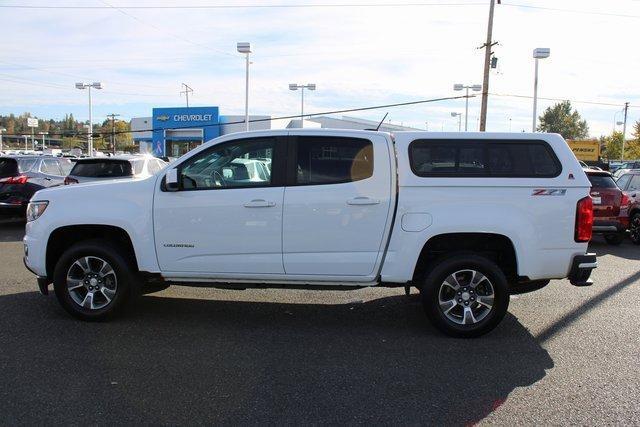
[{"left": 180, "top": 138, "right": 274, "bottom": 189}]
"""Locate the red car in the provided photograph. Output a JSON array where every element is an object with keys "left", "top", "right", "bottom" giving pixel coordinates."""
[
  {"left": 585, "top": 169, "right": 629, "bottom": 245},
  {"left": 613, "top": 170, "right": 640, "bottom": 244}
]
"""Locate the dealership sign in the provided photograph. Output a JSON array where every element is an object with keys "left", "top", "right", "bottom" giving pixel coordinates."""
[{"left": 27, "top": 118, "right": 38, "bottom": 127}]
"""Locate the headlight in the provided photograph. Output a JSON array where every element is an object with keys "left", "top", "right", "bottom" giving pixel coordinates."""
[{"left": 26, "top": 201, "right": 48, "bottom": 222}]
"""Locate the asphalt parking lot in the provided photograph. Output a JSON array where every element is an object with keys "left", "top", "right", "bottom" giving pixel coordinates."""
[{"left": 0, "top": 218, "right": 638, "bottom": 425}]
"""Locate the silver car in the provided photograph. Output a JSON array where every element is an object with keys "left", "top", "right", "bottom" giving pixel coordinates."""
[{"left": 64, "top": 155, "right": 167, "bottom": 184}]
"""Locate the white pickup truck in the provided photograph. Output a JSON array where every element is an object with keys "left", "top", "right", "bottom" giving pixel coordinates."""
[{"left": 23, "top": 130, "right": 596, "bottom": 337}]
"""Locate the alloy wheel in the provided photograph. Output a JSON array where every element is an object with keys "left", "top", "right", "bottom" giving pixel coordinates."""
[
  {"left": 66, "top": 256, "right": 118, "bottom": 310},
  {"left": 438, "top": 269, "right": 495, "bottom": 325}
]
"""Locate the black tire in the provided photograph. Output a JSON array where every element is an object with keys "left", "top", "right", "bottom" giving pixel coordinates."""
[
  {"left": 53, "top": 239, "right": 137, "bottom": 321},
  {"left": 604, "top": 233, "right": 624, "bottom": 245},
  {"left": 420, "top": 253, "right": 509, "bottom": 338},
  {"left": 630, "top": 214, "right": 640, "bottom": 245}
]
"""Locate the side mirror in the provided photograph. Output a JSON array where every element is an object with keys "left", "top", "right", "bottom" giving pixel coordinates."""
[{"left": 165, "top": 168, "right": 179, "bottom": 192}]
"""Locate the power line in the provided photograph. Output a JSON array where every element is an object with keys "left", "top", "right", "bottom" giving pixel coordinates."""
[
  {"left": 1, "top": 94, "right": 473, "bottom": 137},
  {"left": 0, "top": 2, "right": 488, "bottom": 10},
  {"left": 501, "top": 2, "right": 640, "bottom": 20},
  {"left": 490, "top": 93, "right": 635, "bottom": 108},
  {"left": 98, "top": 0, "right": 236, "bottom": 57}
]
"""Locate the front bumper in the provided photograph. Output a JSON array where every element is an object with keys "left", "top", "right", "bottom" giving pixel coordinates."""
[
  {"left": 568, "top": 253, "right": 597, "bottom": 287},
  {"left": 23, "top": 256, "right": 50, "bottom": 295}
]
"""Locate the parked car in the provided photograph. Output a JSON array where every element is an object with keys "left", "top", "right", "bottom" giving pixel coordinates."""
[
  {"left": 24, "top": 130, "right": 596, "bottom": 337},
  {"left": 64, "top": 155, "right": 166, "bottom": 184},
  {"left": 614, "top": 170, "right": 640, "bottom": 244},
  {"left": 0, "top": 155, "right": 73, "bottom": 217},
  {"left": 612, "top": 161, "right": 640, "bottom": 179},
  {"left": 584, "top": 169, "right": 628, "bottom": 245}
]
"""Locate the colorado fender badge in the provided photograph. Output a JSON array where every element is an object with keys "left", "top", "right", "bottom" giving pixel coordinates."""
[{"left": 532, "top": 189, "right": 567, "bottom": 196}]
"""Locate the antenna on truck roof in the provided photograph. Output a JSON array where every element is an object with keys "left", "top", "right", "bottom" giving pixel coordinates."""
[{"left": 369, "top": 112, "right": 388, "bottom": 131}]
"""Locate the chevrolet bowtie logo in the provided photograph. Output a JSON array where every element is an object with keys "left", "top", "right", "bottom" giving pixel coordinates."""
[{"left": 157, "top": 115, "right": 170, "bottom": 122}]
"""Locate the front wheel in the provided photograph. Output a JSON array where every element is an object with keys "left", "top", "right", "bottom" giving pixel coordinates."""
[
  {"left": 630, "top": 214, "right": 640, "bottom": 245},
  {"left": 421, "top": 254, "right": 509, "bottom": 338},
  {"left": 53, "top": 240, "right": 136, "bottom": 321}
]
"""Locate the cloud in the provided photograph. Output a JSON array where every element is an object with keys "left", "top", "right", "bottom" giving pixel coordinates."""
[{"left": 0, "top": 0, "right": 638, "bottom": 136}]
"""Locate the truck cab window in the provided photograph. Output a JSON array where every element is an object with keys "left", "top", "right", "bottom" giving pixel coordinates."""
[
  {"left": 295, "top": 136, "right": 373, "bottom": 185},
  {"left": 180, "top": 137, "right": 275, "bottom": 190}
]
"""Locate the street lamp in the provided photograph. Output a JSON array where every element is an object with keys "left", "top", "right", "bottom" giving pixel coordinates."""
[
  {"left": 38, "top": 132, "right": 48, "bottom": 151},
  {"left": 532, "top": 48, "right": 550, "bottom": 132},
  {"left": 75, "top": 82, "right": 102, "bottom": 155},
  {"left": 453, "top": 83, "right": 482, "bottom": 131},
  {"left": 451, "top": 112, "right": 462, "bottom": 132},
  {"left": 237, "top": 42, "right": 252, "bottom": 131},
  {"left": 289, "top": 83, "right": 316, "bottom": 128},
  {"left": 0, "top": 128, "right": 5, "bottom": 152}
]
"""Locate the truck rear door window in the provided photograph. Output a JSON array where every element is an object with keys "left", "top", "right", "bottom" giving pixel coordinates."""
[
  {"left": 294, "top": 136, "right": 373, "bottom": 185},
  {"left": 409, "top": 140, "right": 561, "bottom": 178}
]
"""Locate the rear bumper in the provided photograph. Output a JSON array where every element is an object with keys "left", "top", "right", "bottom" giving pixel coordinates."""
[
  {"left": 568, "top": 253, "right": 597, "bottom": 286},
  {"left": 593, "top": 218, "right": 628, "bottom": 233}
]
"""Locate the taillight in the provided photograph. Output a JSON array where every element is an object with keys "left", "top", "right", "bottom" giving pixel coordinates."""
[
  {"left": 0, "top": 175, "right": 29, "bottom": 185},
  {"left": 575, "top": 196, "right": 593, "bottom": 242},
  {"left": 621, "top": 193, "right": 630, "bottom": 208},
  {"left": 64, "top": 177, "right": 79, "bottom": 185}
]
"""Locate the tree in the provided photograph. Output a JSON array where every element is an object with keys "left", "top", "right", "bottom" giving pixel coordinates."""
[
  {"left": 537, "top": 100, "right": 589, "bottom": 140},
  {"left": 599, "top": 129, "right": 640, "bottom": 160}
]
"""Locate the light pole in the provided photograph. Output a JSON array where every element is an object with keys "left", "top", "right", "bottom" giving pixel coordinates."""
[
  {"left": 453, "top": 83, "right": 482, "bottom": 131},
  {"left": 622, "top": 101, "right": 629, "bottom": 161},
  {"left": 289, "top": 83, "right": 316, "bottom": 128},
  {"left": 75, "top": 82, "right": 102, "bottom": 155},
  {"left": 237, "top": 42, "right": 252, "bottom": 131},
  {"left": 451, "top": 112, "right": 462, "bottom": 132},
  {"left": 38, "top": 132, "right": 48, "bottom": 151},
  {"left": 532, "top": 48, "right": 550, "bottom": 132},
  {"left": 0, "top": 128, "right": 5, "bottom": 152},
  {"left": 23, "top": 135, "right": 28, "bottom": 151}
]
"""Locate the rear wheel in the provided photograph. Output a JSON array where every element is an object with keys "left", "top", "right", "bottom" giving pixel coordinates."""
[
  {"left": 53, "top": 240, "right": 136, "bottom": 320},
  {"left": 630, "top": 214, "right": 640, "bottom": 245},
  {"left": 604, "top": 233, "right": 624, "bottom": 245},
  {"left": 421, "top": 253, "right": 509, "bottom": 338}
]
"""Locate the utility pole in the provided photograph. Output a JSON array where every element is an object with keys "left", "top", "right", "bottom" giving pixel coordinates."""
[
  {"left": 479, "top": 0, "right": 498, "bottom": 132},
  {"left": 621, "top": 101, "right": 629, "bottom": 161},
  {"left": 181, "top": 83, "right": 193, "bottom": 108},
  {"left": 107, "top": 113, "right": 120, "bottom": 154}
]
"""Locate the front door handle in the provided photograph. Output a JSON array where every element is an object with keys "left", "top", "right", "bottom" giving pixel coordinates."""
[
  {"left": 244, "top": 199, "right": 276, "bottom": 208},
  {"left": 347, "top": 196, "right": 380, "bottom": 206}
]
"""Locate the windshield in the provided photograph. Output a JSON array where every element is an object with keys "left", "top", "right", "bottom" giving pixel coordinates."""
[
  {"left": 588, "top": 174, "right": 618, "bottom": 189},
  {"left": 70, "top": 160, "right": 133, "bottom": 178},
  {"left": 0, "top": 158, "right": 18, "bottom": 178}
]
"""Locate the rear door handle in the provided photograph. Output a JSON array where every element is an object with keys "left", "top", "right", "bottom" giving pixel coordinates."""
[
  {"left": 244, "top": 199, "right": 276, "bottom": 208},
  {"left": 43, "top": 177, "right": 52, "bottom": 181},
  {"left": 347, "top": 197, "right": 380, "bottom": 206}
]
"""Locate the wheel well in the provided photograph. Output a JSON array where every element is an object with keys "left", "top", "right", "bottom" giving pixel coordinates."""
[
  {"left": 412, "top": 233, "right": 518, "bottom": 283},
  {"left": 46, "top": 225, "right": 138, "bottom": 279}
]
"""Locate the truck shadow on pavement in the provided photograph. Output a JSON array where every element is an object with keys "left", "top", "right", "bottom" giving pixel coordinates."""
[
  {"left": 0, "top": 291, "right": 553, "bottom": 425},
  {"left": 589, "top": 238, "right": 640, "bottom": 261}
]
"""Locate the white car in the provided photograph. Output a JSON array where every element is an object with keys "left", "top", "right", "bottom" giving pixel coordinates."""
[
  {"left": 64, "top": 155, "right": 166, "bottom": 184},
  {"left": 23, "top": 130, "right": 596, "bottom": 337}
]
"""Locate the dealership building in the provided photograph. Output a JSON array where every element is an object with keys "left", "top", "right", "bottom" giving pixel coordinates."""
[{"left": 131, "top": 106, "right": 419, "bottom": 157}]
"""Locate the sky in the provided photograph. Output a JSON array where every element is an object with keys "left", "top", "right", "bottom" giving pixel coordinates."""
[{"left": 0, "top": 0, "right": 639, "bottom": 137}]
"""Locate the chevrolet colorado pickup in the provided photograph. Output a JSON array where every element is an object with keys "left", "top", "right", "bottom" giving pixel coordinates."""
[{"left": 23, "top": 130, "right": 596, "bottom": 337}]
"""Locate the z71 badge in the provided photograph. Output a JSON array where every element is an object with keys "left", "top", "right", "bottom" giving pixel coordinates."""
[{"left": 532, "top": 189, "right": 567, "bottom": 196}]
